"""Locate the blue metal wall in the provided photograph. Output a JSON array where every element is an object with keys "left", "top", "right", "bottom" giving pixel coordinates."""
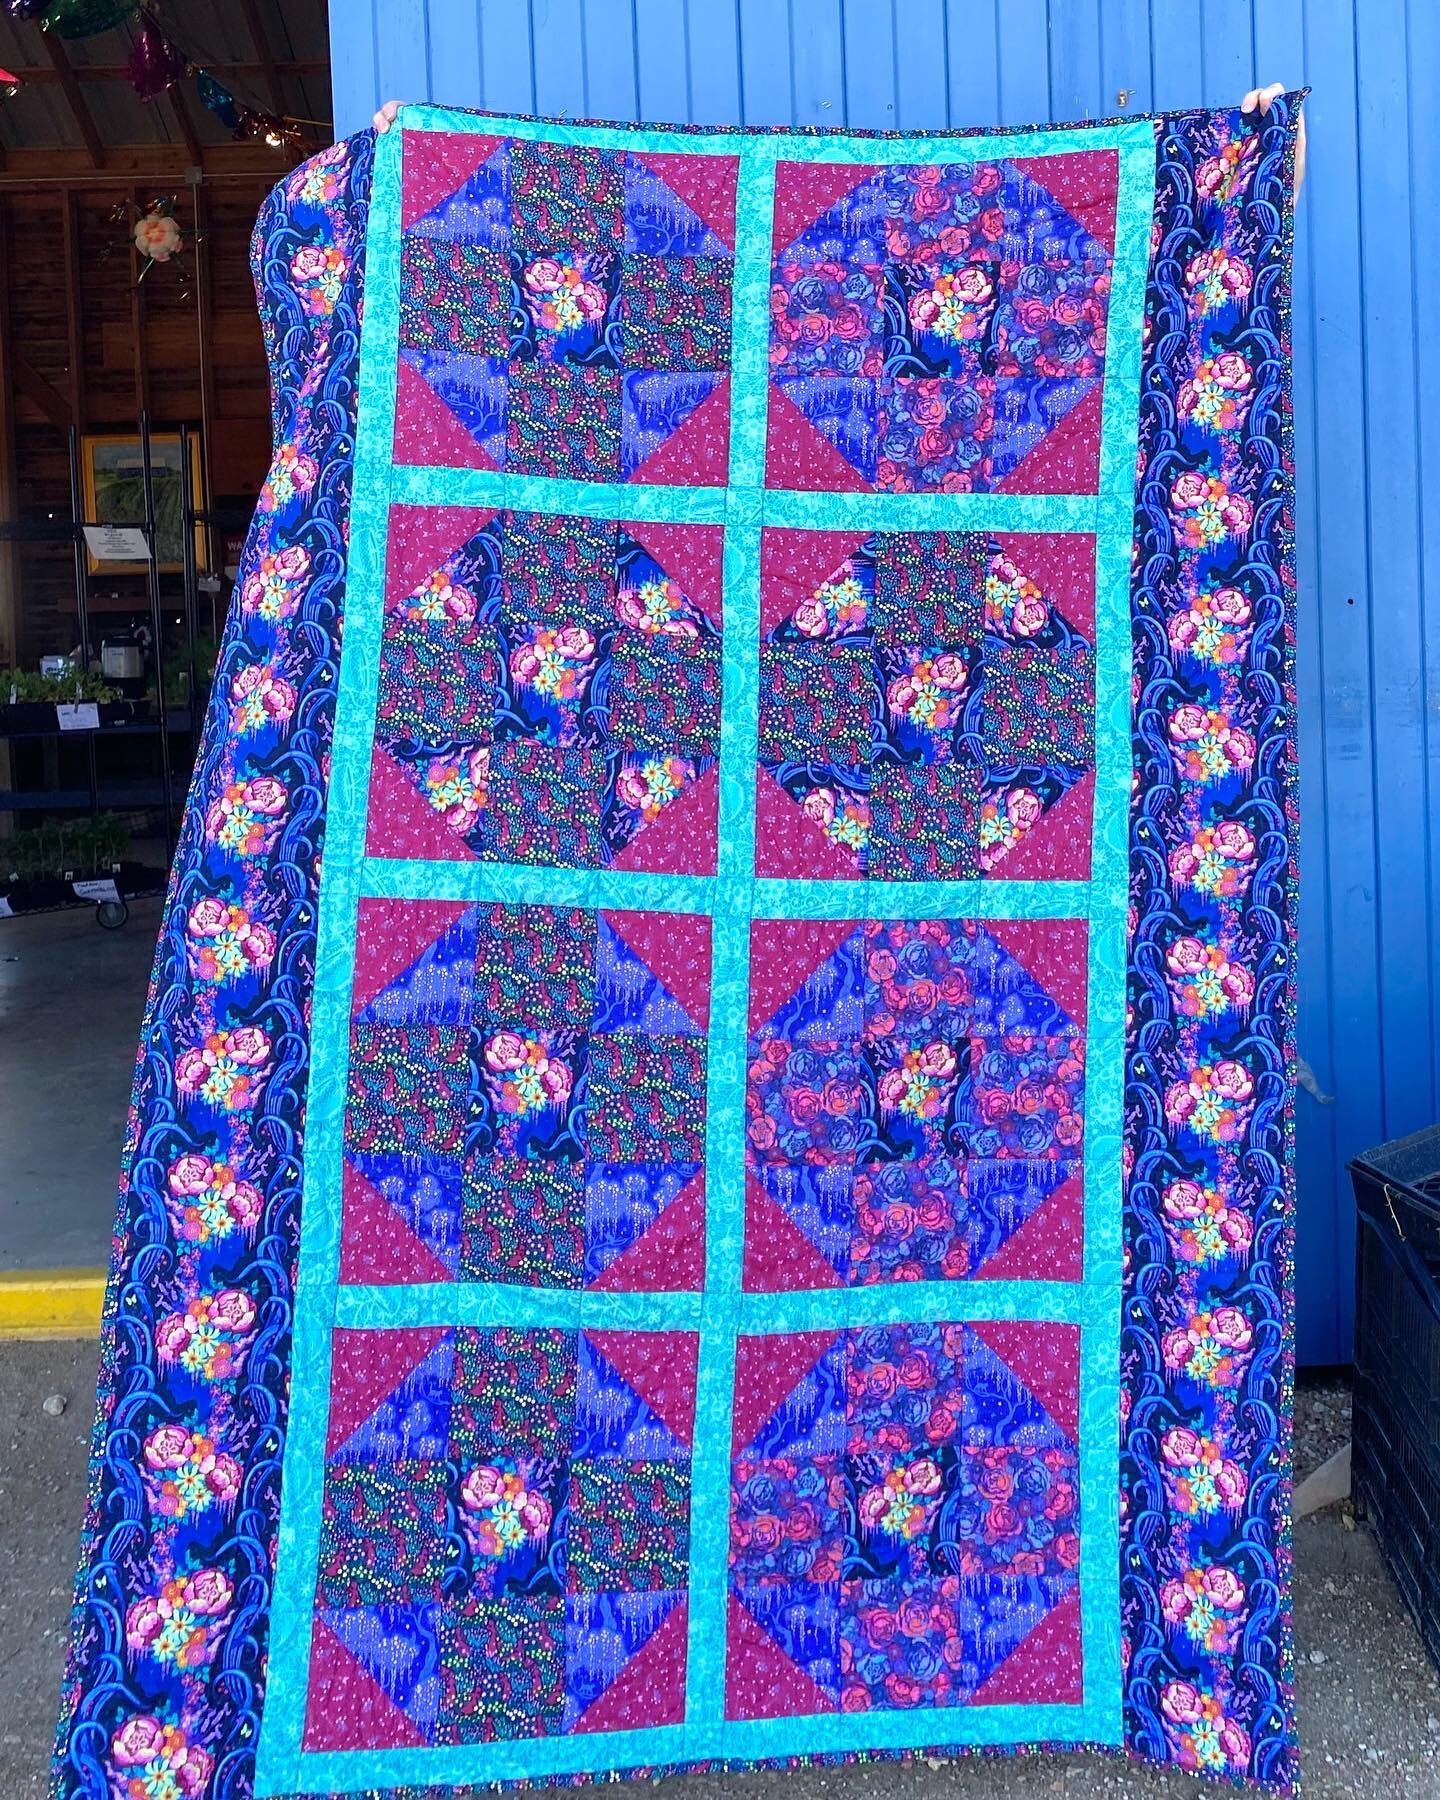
[{"left": 331, "top": 0, "right": 1440, "bottom": 1367}]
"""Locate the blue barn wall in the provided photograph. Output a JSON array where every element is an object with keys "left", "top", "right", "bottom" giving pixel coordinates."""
[{"left": 332, "top": 0, "right": 1440, "bottom": 1367}]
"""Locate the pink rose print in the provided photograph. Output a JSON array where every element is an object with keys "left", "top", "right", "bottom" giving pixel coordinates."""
[
  {"left": 240, "top": 541, "right": 311, "bottom": 623},
  {"left": 483, "top": 1030, "right": 572, "bottom": 1116},
  {"left": 404, "top": 566, "right": 479, "bottom": 624},
  {"left": 141, "top": 1425, "right": 243, "bottom": 1521},
  {"left": 205, "top": 774, "right": 289, "bottom": 859},
  {"left": 186, "top": 898, "right": 276, "bottom": 983},
  {"left": 231, "top": 661, "right": 298, "bottom": 731},
  {"left": 459, "top": 1458, "right": 553, "bottom": 1560},
  {"left": 165, "top": 1154, "right": 262, "bottom": 1243},
  {"left": 125, "top": 1566, "right": 235, "bottom": 1668},
  {"left": 109, "top": 1713, "right": 213, "bottom": 1795},
  {"left": 425, "top": 746, "right": 489, "bottom": 832},
  {"left": 175, "top": 1024, "right": 272, "bottom": 1112},
  {"left": 1168, "top": 583, "right": 1252, "bottom": 665}
]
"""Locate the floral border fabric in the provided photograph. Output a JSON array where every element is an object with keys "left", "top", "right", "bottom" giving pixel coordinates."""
[
  {"left": 1120, "top": 100, "right": 1297, "bottom": 1786},
  {"left": 49, "top": 132, "right": 374, "bottom": 1799},
  {"left": 51, "top": 94, "right": 1299, "bottom": 1800}
]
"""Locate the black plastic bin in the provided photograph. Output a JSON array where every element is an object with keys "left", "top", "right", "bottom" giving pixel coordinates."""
[{"left": 1350, "top": 1123, "right": 1440, "bottom": 1673}]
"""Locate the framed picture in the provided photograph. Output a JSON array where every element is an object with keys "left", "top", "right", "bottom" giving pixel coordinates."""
[{"left": 80, "top": 432, "right": 206, "bottom": 574}]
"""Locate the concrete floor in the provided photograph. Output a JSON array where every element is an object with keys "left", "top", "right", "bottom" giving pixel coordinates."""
[
  {"left": 1, "top": 1345, "right": 1437, "bottom": 1799},
  {"left": 0, "top": 898, "right": 161, "bottom": 1269}
]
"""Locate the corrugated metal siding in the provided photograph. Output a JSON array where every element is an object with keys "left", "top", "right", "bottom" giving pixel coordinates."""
[{"left": 332, "top": 0, "right": 1440, "bottom": 1366}]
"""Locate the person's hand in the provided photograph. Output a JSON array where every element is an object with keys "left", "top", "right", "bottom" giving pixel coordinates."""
[
  {"left": 1242, "top": 82, "right": 1306, "bottom": 201},
  {"left": 373, "top": 100, "right": 400, "bottom": 133}
]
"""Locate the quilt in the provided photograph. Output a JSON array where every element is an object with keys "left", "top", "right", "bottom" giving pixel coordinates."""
[{"left": 52, "top": 92, "right": 1302, "bottom": 1799}]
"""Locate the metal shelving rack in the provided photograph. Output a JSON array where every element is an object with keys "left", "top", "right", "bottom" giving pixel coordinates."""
[{"left": 0, "top": 414, "right": 209, "bottom": 928}]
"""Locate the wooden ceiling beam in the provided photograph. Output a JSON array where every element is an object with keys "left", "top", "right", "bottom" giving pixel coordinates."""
[
  {"left": 167, "top": 83, "right": 203, "bottom": 166},
  {"left": 6, "top": 60, "right": 329, "bottom": 84},
  {"left": 236, "top": 0, "right": 288, "bottom": 116},
  {"left": 11, "top": 350, "right": 73, "bottom": 430},
  {"left": 0, "top": 142, "right": 305, "bottom": 182},
  {"left": 38, "top": 31, "right": 106, "bottom": 169}
]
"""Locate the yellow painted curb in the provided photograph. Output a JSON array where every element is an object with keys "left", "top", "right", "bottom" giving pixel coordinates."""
[{"left": 0, "top": 1268, "right": 105, "bottom": 1338}]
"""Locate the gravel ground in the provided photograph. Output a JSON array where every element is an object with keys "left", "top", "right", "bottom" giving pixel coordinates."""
[{"left": 3, "top": 1348, "right": 1436, "bottom": 1799}]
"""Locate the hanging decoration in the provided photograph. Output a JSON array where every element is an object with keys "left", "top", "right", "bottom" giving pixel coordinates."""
[
  {"left": 39, "top": 0, "right": 135, "bottom": 36},
  {"left": 233, "top": 105, "right": 305, "bottom": 151},
  {"left": 132, "top": 198, "right": 182, "bottom": 265},
  {"left": 126, "top": 7, "right": 187, "bottom": 102},
  {"left": 194, "top": 68, "right": 240, "bottom": 130},
  {"left": 3, "top": 5, "right": 328, "bottom": 146}
]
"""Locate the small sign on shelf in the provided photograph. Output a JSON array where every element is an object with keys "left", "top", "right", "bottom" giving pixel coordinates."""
[
  {"left": 55, "top": 702, "right": 101, "bottom": 731},
  {"left": 82, "top": 524, "right": 152, "bottom": 564}
]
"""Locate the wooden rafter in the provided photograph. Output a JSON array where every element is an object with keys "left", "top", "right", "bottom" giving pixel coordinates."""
[
  {"left": 38, "top": 30, "right": 105, "bottom": 169},
  {"left": 60, "top": 191, "right": 84, "bottom": 428},
  {"left": 168, "top": 83, "right": 203, "bottom": 166},
  {"left": 11, "top": 350, "right": 70, "bottom": 431},
  {"left": 236, "top": 0, "right": 288, "bottom": 116},
  {"left": 6, "top": 60, "right": 329, "bottom": 85}
]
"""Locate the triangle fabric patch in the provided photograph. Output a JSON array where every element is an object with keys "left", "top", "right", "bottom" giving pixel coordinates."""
[
  {"left": 636, "top": 150, "right": 738, "bottom": 250},
  {"left": 978, "top": 1169, "right": 1084, "bottom": 1282},
  {"left": 730, "top": 1331, "right": 840, "bottom": 1458},
  {"left": 573, "top": 1595, "right": 689, "bottom": 1732},
  {"left": 385, "top": 505, "right": 497, "bottom": 613},
  {"left": 304, "top": 1617, "right": 430, "bottom": 1750},
  {"left": 754, "top": 768, "right": 862, "bottom": 883},
  {"left": 743, "top": 1171, "right": 844, "bottom": 1293},
  {"left": 760, "top": 526, "right": 872, "bottom": 639},
  {"left": 970, "top": 1320, "right": 1081, "bottom": 1445},
  {"left": 339, "top": 1161, "right": 456, "bottom": 1288},
  {"left": 627, "top": 375, "right": 731, "bottom": 487},
  {"left": 772, "top": 161, "right": 884, "bottom": 257},
  {"left": 401, "top": 131, "right": 504, "bottom": 233},
  {"left": 993, "top": 768, "right": 1094, "bottom": 882},
  {"left": 971, "top": 1586, "right": 1084, "bottom": 1706},
  {"left": 996, "top": 379, "right": 1103, "bottom": 496},
  {"left": 984, "top": 917, "right": 1089, "bottom": 1033},
  {"left": 1009, "top": 146, "right": 1119, "bottom": 255},
  {"left": 352, "top": 897, "right": 474, "bottom": 1018},
  {"left": 590, "top": 1170, "right": 706, "bottom": 1292},
  {"left": 366, "top": 744, "right": 479, "bottom": 863},
  {"left": 991, "top": 530, "right": 1096, "bottom": 644},
  {"left": 601, "top": 909, "right": 713, "bottom": 1032},
  {"left": 725, "top": 1594, "right": 837, "bottom": 1720},
  {"left": 747, "top": 913, "right": 860, "bottom": 1037},
  {"left": 610, "top": 762, "right": 718, "bottom": 875},
  {"left": 765, "top": 381, "right": 873, "bottom": 494},
  {"left": 326, "top": 1325, "right": 449, "bottom": 1458},
  {"left": 584, "top": 1330, "right": 699, "bottom": 1449},
  {"left": 621, "top": 519, "right": 725, "bottom": 630},
  {"left": 394, "top": 354, "right": 501, "bottom": 471}
]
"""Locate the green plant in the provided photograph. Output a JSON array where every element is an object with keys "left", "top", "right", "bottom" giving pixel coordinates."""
[
  {"left": 4, "top": 815, "right": 130, "bottom": 881},
  {"left": 161, "top": 632, "right": 221, "bottom": 707},
  {"left": 3, "top": 667, "right": 122, "bottom": 704}
]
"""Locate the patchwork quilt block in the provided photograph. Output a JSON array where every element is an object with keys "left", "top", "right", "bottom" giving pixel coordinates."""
[{"left": 54, "top": 93, "right": 1303, "bottom": 1800}]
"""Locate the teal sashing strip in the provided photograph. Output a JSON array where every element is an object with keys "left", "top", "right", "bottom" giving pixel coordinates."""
[
  {"left": 388, "top": 458, "right": 1096, "bottom": 535},
  {"left": 360, "top": 859, "right": 1092, "bottom": 920},
  {"left": 401, "top": 99, "right": 1130, "bottom": 169},
  {"left": 261, "top": 108, "right": 1154, "bottom": 1794},
  {"left": 1073, "top": 120, "right": 1156, "bottom": 1738},
  {"left": 687, "top": 131, "right": 774, "bottom": 1728},
  {"left": 253, "top": 120, "right": 406, "bottom": 1798}
]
